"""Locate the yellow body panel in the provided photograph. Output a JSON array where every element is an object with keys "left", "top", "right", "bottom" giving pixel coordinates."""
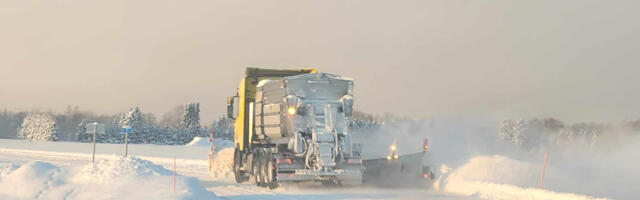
[
  {"left": 233, "top": 68, "right": 316, "bottom": 151},
  {"left": 234, "top": 79, "right": 246, "bottom": 150}
]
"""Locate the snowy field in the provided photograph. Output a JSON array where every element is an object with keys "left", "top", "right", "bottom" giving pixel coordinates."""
[{"left": 0, "top": 138, "right": 618, "bottom": 200}]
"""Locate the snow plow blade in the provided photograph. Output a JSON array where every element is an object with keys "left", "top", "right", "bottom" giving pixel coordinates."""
[{"left": 362, "top": 151, "right": 433, "bottom": 186}]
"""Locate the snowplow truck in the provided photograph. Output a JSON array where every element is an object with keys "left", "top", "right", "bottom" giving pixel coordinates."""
[{"left": 226, "top": 68, "right": 363, "bottom": 188}]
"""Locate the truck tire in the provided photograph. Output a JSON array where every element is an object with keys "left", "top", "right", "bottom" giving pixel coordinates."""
[
  {"left": 233, "top": 146, "right": 249, "bottom": 183},
  {"left": 254, "top": 149, "right": 265, "bottom": 187},
  {"left": 259, "top": 151, "right": 269, "bottom": 187},
  {"left": 265, "top": 152, "right": 278, "bottom": 189},
  {"left": 252, "top": 150, "right": 260, "bottom": 186}
]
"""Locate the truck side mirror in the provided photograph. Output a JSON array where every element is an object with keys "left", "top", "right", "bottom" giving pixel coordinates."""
[{"left": 227, "top": 96, "right": 237, "bottom": 120}]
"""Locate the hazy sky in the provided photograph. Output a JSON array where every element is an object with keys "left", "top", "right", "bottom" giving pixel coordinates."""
[{"left": 1, "top": 0, "right": 639, "bottom": 124}]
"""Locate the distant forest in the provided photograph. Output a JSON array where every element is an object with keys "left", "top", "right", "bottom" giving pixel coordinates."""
[
  {"left": 3, "top": 105, "right": 638, "bottom": 149},
  {"left": 0, "top": 104, "right": 232, "bottom": 145},
  {"left": 499, "top": 117, "right": 640, "bottom": 152},
  {"left": 0, "top": 106, "right": 393, "bottom": 145}
]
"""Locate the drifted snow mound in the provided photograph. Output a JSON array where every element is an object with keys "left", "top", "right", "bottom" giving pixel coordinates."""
[
  {"left": 70, "top": 156, "right": 219, "bottom": 200},
  {"left": 73, "top": 156, "right": 172, "bottom": 183},
  {"left": 435, "top": 155, "right": 608, "bottom": 200},
  {"left": 208, "top": 147, "right": 234, "bottom": 178},
  {"left": 186, "top": 137, "right": 233, "bottom": 149},
  {"left": 0, "top": 161, "right": 62, "bottom": 200},
  {"left": 185, "top": 137, "right": 235, "bottom": 178},
  {"left": 185, "top": 137, "right": 210, "bottom": 147},
  {"left": 0, "top": 163, "right": 18, "bottom": 178},
  {"left": 0, "top": 158, "right": 220, "bottom": 200}
]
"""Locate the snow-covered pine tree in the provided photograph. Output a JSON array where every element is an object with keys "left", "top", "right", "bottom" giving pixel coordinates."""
[
  {"left": 119, "top": 107, "right": 148, "bottom": 143},
  {"left": 0, "top": 109, "right": 10, "bottom": 139},
  {"left": 179, "top": 103, "right": 201, "bottom": 144},
  {"left": 498, "top": 118, "right": 528, "bottom": 147},
  {"left": 74, "top": 119, "right": 90, "bottom": 142},
  {"left": 120, "top": 107, "right": 144, "bottom": 129},
  {"left": 499, "top": 119, "right": 515, "bottom": 142},
  {"left": 211, "top": 116, "right": 234, "bottom": 139},
  {"left": 512, "top": 119, "right": 527, "bottom": 147},
  {"left": 17, "top": 113, "right": 58, "bottom": 141}
]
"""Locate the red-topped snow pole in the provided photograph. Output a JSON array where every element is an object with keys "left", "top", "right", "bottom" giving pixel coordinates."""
[
  {"left": 173, "top": 157, "right": 177, "bottom": 193},
  {"left": 539, "top": 152, "right": 548, "bottom": 188}
]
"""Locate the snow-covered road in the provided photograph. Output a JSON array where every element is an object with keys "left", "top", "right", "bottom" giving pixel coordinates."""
[
  {"left": 0, "top": 139, "right": 613, "bottom": 200},
  {"left": 0, "top": 139, "right": 468, "bottom": 200}
]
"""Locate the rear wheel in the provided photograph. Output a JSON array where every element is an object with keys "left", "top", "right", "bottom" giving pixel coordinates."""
[
  {"left": 233, "top": 146, "right": 249, "bottom": 183},
  {"left": 253, "top": 150, "right": 260, "bottom": 186},
  {"left": 254, "top": 149, "right": 265, "bottom": 187},
  {"left": 265, "top": 152, "right": 278, "bottom": 189},
  {"left": 259, "top": 151, "right": 269, "bottom": 187}
]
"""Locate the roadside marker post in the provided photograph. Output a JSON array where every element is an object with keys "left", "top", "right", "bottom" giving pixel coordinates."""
[
  {"left": 122, "top": 126, "right": 132, "bottom": 157},
  {"left": 540, "top": 152, "right": 548, "bottom": 188},
  {"left": 86, "top": 123, "right": 105, "bottom": 164},
  {"left": 208, "top": 130, "right": 215, "bottom": 173},
  {"left": 209, "top": 130, "right": 214, "bottom": 151},
  {"left": 173, "top": 157, "right": 177, "bottom": 193},
  {"left": 92, "top": 123, "right": 97, "bottom": 163}
]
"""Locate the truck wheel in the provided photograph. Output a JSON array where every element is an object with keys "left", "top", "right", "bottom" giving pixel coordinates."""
[
  {"left": 266, "top": 153, "right": 279, "bottom": 189},
  {"left": 254, "top": 150, "right": 264, "bottom": 187},
  {"left": 260, "top": 151, "right": 269, "bottom": 187},
  {"left": 233, "top": 146, "right": 249, "bottom": 183},
  {"left": 252, "top": 150, "right": 259, "bottom": 186}
]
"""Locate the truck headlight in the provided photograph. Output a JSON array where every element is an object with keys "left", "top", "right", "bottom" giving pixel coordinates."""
[
  {"left": 284, "top": 95, "right": 301, "bottom": 116},
  {"left": 287, "top": 107, "right": 296, "bottom": 116}
]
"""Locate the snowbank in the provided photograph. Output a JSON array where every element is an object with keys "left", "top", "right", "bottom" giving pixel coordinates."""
[
  {"left": 207, "top": 147, "right": 234, "bottom": 178},
  {"left": 185, "top": 137, "right": 233, "bottom": 149},
  {"left": 0, "top": 157, "right": 221, "bottom": 200},
  {"left": 0, "top": 163, "right": 17, "bottom": 178},
  {"left": 72, "top": 156, "right": 172, "bottom": 183},
  {"left": 184, "top": 137, "right": 235, "bottom": 178},
  {"left": 0, "top": 161, "right": 62, "bottom": 200},
  {"left": 435, "top": 155, "right": 608, "bottom": 200},
  {"left": 185, "top": 137, "right": 210, "bottom": 147}
]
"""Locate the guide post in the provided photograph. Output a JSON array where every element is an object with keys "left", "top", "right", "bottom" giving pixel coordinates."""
[
  {"left": 122, "top": 126, "right": 132, "bottom": 157},
  {"left": 540, "top": 152, "right": 548, "bottom": 188},
  {"left": 92, "top": 123, "right": 97, "bottom": 163},
  {"left": 86, "top": 122, "right": 105, "bottom": 164}
]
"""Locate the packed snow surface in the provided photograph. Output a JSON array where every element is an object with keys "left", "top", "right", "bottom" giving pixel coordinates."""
[
  {"left": 434, "top": 155, "right": 608, "bottom": 200},
  {"left": 0, "top": 155, "right": 219, "bottom": 200},
  {"left": 0, "top": 138, "right": 621, "bottom": 200}
]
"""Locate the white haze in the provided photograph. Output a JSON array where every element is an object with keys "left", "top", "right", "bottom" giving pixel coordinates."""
[{"left": 359, "top": 117, "right": 639, "bottom": 199}]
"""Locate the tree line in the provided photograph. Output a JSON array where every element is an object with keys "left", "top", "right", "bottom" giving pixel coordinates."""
[
  {"left": 499, "top": 117, "right": 640, "bottom": 152},
  {"left": 1, "top": 107, "right": 397, "bottom": 144},
  {"left": 0, "top": 104, "right": 235, "bottom": 145}
]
